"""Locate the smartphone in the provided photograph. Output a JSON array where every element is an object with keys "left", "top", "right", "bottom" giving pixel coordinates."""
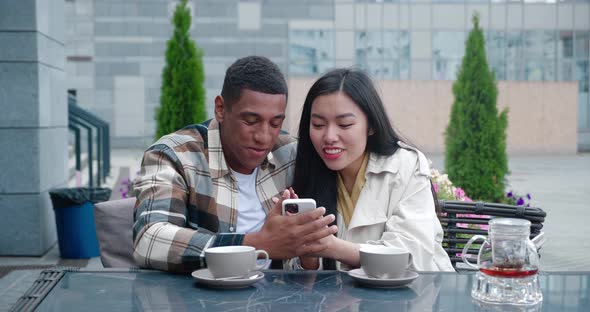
[{"left": 282, "top": 198, "right": 316, "bottom": 215}]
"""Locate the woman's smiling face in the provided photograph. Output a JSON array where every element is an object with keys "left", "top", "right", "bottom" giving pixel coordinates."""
[{"left": 309, "top": 92, "right": 369, "bottom": 176}]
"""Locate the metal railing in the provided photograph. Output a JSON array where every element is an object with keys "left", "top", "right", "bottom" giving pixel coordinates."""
[{"left": 68, "top": 94, "right": 110, "bottom": 187}]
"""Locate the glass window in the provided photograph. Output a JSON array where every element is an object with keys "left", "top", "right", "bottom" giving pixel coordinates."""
[
  {"left": 489, "top": 58, "right": 506, "bottom": 80},
  {"left": 545, "top": 60, "right": 556, "bottom": 81},
  {"left": 522, "top": 31, "right": 556, "bottom": 81},
  {"left": 486, "top": 31, "right": 506, "bottom": 60},
  {"left": 384, "top": 32, "right": 409, "bottom": 59},
  {"left": 356, "top": 30, "right": 410, "bottom": 80},
  {"left": 486, "top": 31, "right": 506, "bottom": 80},
  {"left": 576, "top": 60, "right": 589, "bottom": 93},
  {"left": 559, "top": 60, "right": 574, "bottom": 81},
  {"left": 507, "top": 32, "right": 523, "bottom": 60},
  {"left": 574, "top": 31, "right": 590, "bottom": 59},
  {"left": 432, "top": 32, "right": 465, "bottom": 80},
  {"left": 356, "top": 32, "right": 369, "bottom": 71},
  {"left": 507, "top": 59, "right": 524, "bottom": 81},
  {"left": 379, "top": 61, "right": 397, "bottom": 80},
  {"left": 433, "top": 31, "right": 465, "bottom": 59},
  {"left": 434, "top": 59, "right": 462, "bottom": 80},
  {"left": 524, "top": 31, "right": 556, "bottom": 59},
  {"left": 575, "top": 60, "right": 589, "bottom": 129},
  {"left": 559, "top": 31, "right": 574, "bottom": 59},
  {"left": 399, "top": 31, "right": 410, "bottom": 60},
  {"left": 506, "top": 32, "right": 524, "bottom": 81},
  {"left": 400, "top": 58, "right": 410, "bottom": 80},
  {"left": 289, "top": 30, "right": 334, "bottom": 75},
  {"left": 356, "top": 31, "right": 382, "bottom": 61},
  {"left": 525, "top": 59, "right": 551, "bottom": 81}
]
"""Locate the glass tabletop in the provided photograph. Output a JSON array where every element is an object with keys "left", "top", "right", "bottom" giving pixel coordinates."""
[{"left": 18, "top": 269, "right": 590, "bottom": 311}]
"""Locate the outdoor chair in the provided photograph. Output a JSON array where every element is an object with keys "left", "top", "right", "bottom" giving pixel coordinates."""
[
  {"left": 438, "top": 200, "right": 547, "bottom": 270},
  {"left": 94, "top": 197, "right": 137, "bottom": 268}
]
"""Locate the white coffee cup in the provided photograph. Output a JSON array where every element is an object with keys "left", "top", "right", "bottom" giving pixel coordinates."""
[
  {"left": 205, "top": 246, "right": 270, "bottom": 279},
  {"left": 359, "top": 245, "right": 411, "bottom": 279}
]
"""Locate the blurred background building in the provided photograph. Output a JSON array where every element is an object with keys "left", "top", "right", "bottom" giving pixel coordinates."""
[{"left": 64, "top": 0, "right": 589, "bottom": 151}]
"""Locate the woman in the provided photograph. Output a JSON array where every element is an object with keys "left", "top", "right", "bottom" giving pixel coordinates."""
[{"left": 292, "top": 68, "right": 454, "bottom": 271}]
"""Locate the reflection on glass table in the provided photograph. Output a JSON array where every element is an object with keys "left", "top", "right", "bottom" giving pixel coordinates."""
[{"left": 12, "top": 269, "right": 590, "bottom": 312}]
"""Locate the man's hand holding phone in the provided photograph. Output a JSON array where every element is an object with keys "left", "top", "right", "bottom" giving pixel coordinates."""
[{"left": 243, "top": 189, "right": 337, "bottom": 260}]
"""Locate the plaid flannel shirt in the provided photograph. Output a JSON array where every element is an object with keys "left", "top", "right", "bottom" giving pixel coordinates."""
[{"left": 132, "top": 119, "right": 297, "bottom": 272}]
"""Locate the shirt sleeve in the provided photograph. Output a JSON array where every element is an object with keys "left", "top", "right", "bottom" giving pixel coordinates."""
[{"left": 132, "top": 144, "right": 244, "bottom": 273}]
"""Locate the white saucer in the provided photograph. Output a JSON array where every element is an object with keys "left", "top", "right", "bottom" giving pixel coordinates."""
[
  {"left": 348, "top": 268, "right": 419, "bottom": 288},
  {"left": 191, "top": 269, "right": 265, "bottom": 289}
]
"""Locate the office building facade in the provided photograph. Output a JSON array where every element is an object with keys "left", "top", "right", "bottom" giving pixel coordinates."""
[{"left": 64, "top": 0, "right": 590, "bottom": 151}]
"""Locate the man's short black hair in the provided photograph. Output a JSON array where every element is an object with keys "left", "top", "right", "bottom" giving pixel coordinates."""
[{"left": 221, "top": 56, "right": 288, "bottom": 108}]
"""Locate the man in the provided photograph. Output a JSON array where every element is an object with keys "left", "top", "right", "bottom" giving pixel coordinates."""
[{"left": 133, "top": 56, "right": 337, "bottom": 272}]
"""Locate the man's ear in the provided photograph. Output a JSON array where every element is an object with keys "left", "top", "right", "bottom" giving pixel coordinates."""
[{"left": 214, "top": 95, "right": 225, "bottom": 123}]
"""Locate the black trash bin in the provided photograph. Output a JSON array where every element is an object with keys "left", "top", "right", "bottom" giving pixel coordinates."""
[{"left": 49, "top": 187, "right": 112, "bottom": 258}]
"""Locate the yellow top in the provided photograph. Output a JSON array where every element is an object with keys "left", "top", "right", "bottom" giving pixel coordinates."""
[{"left": 336, "top": 153, "right": 369, "bottom": 228}]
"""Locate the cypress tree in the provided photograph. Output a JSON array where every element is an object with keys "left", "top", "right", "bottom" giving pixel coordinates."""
[
  {"left": 444, "top": 13, "right": 509, "bottom": 202},
  {"left": 155, "top": 0, "right": 206, "bottom": 140}
]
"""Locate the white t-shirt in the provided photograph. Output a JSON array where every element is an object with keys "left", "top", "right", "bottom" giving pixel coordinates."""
[
  {"left": 231, "top": 167, "right": 271, "bottom": 268},
  {"left": 231, "top": 167, "right": 266, "bottom": 234}
]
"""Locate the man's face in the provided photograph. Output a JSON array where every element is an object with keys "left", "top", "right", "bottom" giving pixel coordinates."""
[{"left": 215, "top": 89, "right": 287, "bottom": 174}]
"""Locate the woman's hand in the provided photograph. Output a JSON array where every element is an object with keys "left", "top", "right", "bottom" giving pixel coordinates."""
[{"left": 301, "top": 234, "right": 361, "bottom": 268}]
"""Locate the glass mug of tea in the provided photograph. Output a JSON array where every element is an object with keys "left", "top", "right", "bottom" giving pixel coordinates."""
[{"left": 462, "top": 218, "right": 543, "bottom": 305}]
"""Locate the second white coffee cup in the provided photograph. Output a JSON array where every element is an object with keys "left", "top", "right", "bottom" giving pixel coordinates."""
[
  {"left": 359, "top": 245, "right": 411, "bottom": 279},
  {"left": 205, "top": 246, "right": 270, "bottom": 279}
]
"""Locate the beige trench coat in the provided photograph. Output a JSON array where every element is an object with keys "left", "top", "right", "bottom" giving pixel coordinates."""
[{"left": 338, "top": 142, "right": 455, "bottom": 272}]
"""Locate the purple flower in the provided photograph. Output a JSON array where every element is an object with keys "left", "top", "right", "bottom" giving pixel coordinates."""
[
  {"left": 526, "top": 193, "right": 531, "bottom": 200},
  {"left": 506, "top": 191, "right": 513, "bottom": 198},
  {"left": 433, "top": 182, "right": 439, "bottom": 194},
  {"left": 517, "top": 197, "right": 525, "bottom": 206}
]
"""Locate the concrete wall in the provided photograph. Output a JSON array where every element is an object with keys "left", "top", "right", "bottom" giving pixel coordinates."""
[
  {"left": 0, "top": 0, "right": 67, "bottom": 255},
  {"left": 286, "top": 79, "right": 578, "bottom": 155}
]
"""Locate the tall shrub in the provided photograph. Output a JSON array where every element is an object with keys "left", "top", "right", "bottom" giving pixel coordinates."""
[
  {"left": 444, "top": 14, "right": 508, "bottom": 202},
  {"left": 155, "top": 0, "right": 206, "bottom": 140}
]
